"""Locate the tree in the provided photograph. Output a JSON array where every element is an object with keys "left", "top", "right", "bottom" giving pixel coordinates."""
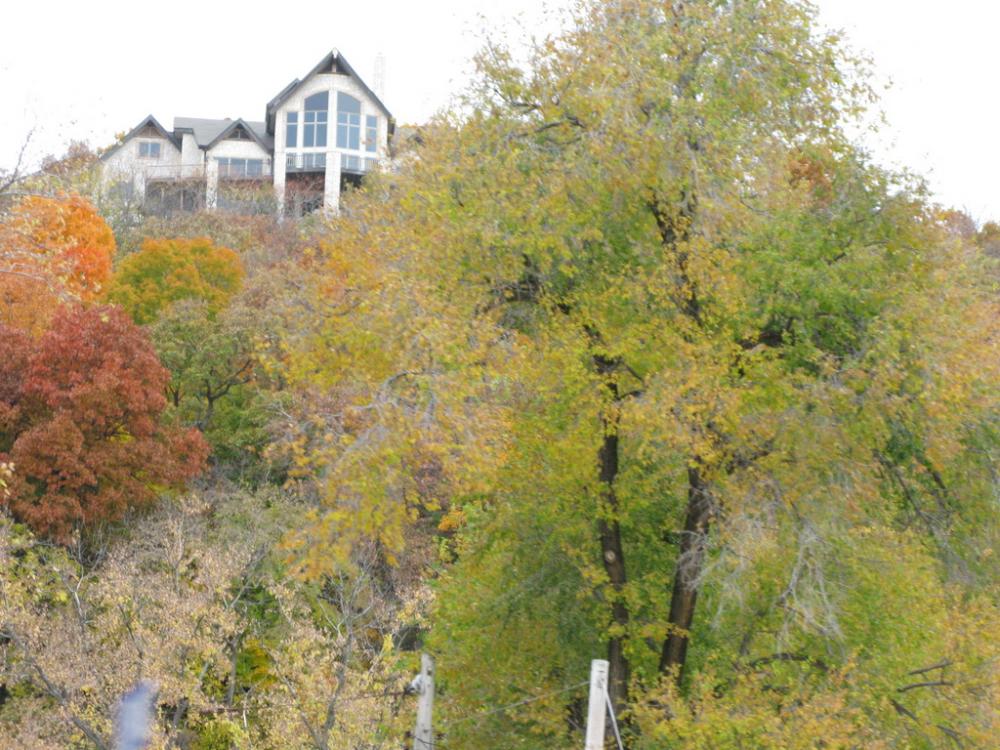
[
  {"left": 105, "top": 236, "right": 244, "bottom": 325},
  {"left": 150, "top": 299, "right": 268, "bottom": 471},
  {"left": 0, "top": 305, "right": 208, "bottom": 541},
  {"left": 285, "top": 1, "right": 1000, "bottom": 746},
  {"left": 0, "top": 193, "right": 116, "bottom": 332},
  {"left": 0, "top": 487, "right": 418, "bottom": 749},
  {"left": 1, "top": 193, "right": 115, "bottom": 298}
]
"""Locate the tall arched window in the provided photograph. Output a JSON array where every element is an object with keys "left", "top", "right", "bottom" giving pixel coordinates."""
[
  {"left": 336, "top": 93, "right": 361, "bottom": 150},
  {"left": 303, "top": 92, "right": 328, "bottom": 148}
]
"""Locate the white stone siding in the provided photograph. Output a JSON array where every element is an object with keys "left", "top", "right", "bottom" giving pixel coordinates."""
[
  {"left": 180, "top": 133, "right": 204, "bottom": 174},
  {"left": 102, "top": 133, "right": 182, "bottom": 196},
  {"left": 206, "top": 140, "right": 272, "bottom": 162}
]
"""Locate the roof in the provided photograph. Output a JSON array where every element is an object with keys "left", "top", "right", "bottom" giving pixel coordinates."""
[
  {"left": 173, "top": 117, "right": 273, "bottom": 151},
  {"left": 100, "top": 115, "right": 180, "bottom": 161},
  {"left": 265, "top": 49, "right": 394, "bottom": 135}
]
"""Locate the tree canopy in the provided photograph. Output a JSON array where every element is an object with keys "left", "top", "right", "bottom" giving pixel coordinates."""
[
  {"left": 105, "top": 236, "right": 244, "bottom": 325},
  {"left": 0, "top": 193, "right": 116, "bottom": 332},
  {"left": 0, "top": 305, "right": 209, "bottom": 541},
  {"left": 278, "top": 1, "right": 1000, "bottom": 746}
]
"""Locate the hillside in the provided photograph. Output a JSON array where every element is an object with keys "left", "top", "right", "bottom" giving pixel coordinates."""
[{"left": 2, "top": 2, "right": 1000, "bottom": 749}]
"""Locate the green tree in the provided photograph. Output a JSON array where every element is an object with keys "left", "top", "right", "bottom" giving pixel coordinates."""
[
  {"left": 287, "top": 1, "right": 1000, "bottom": 747},
  {"left": 150, "top": 299, "right": 269, "bottom": 471}
]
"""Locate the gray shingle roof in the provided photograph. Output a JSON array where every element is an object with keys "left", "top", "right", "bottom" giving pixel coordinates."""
[{"left": 173, "top": 117, "right": 273, "bottom": 150}]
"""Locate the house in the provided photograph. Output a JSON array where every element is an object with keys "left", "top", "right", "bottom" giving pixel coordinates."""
[{"left": 100, "top": 49, "right": 393, "bottom": 217}]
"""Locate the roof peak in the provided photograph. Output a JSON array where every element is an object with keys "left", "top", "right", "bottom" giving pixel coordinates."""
[{"left": 263, "top": 48, "right": 393, "bottom": 135}]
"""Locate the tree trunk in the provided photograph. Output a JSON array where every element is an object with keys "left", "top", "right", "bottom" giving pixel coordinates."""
[
  {"left": 598, "top": 421, "right": 630, "bottom": 715},
  {"left": 659, "top": 465, "right": 712, "bottom": 684}
]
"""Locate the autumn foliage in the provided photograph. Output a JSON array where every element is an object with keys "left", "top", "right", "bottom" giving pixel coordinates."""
[
  {"left": 0, "top": 305, "right": 208, "bottom": 540},
  {"left": 104, "top": 236, "right": 244, "bottom": 324},
  {"left": 0, "top": 194, "right": 116, "bottom": 332}
]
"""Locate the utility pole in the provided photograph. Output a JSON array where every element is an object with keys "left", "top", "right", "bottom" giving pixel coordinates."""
[
  {"left": 584, "top": 659, "right": 609, "bottom": 750},
  {"left": 412, "top": 653, "right": 435, "bottom": 750}
]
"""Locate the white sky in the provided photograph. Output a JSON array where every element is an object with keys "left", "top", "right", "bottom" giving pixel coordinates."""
[{"left": 1, "top": 0, "right": 998, "bottom": 219}]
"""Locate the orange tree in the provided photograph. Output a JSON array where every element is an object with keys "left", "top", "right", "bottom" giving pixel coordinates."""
[{"left": 0, "top": 193, "right": 116, "bottom": 332}]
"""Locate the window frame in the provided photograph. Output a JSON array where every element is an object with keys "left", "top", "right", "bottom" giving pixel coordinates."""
[
  {"left": 303, "top": 92, "right": 329, "bottom": 149},
  {"left": 365, "top": 115, "right": 378, "bottom": 153},
  {"left": 336, "top": 92, "right": 362, "bottom": 151},
  {"left": 138, "top": 141, "right": 161, "bottom": 159}
]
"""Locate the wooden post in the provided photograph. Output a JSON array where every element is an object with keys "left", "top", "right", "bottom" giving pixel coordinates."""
[
  {"left": 412, "top": 653, "right": 435, "bottom": 750},
  {"left": 584, "top": 659, "right": 609, "bottom": 750}
]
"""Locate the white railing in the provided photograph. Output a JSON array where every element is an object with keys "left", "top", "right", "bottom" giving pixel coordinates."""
[
  {"left": 218, "top": 161, "right": 272, "bottom": 179},
  {"left": 140, "top": 163, "right": 206, "bottom": 181},
  {"left": 286, "top": 153, "right": 327, "bottom": 171},
  {"left": 341, "top": 154, "right": 379, "bottom": 174},
  {"left": 284, "top": 152, "right": 380, "bottom": 173}
]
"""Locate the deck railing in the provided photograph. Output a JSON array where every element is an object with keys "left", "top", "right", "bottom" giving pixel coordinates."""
[
  {"left": 139, "top": 163, "right": 206, "bottom": 181},
  {"left": 285, "top": 153, "right": 327, "bottom": 171},
  {"left": 285, "top": 152, "right": 380, "bottom": 174}
]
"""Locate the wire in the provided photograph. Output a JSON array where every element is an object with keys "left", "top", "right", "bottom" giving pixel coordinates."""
[
  {"left": 441, "top": 680, "right": 589, "bottom": 729},
  {"left": 415, "top": 735, "right": 449, "bottom": 750},
  {"left": 604, "top": 691, "right": 625, "bottom": 750}
]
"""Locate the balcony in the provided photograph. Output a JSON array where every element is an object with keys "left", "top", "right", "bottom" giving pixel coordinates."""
[
  {"left": 217, "top": 159, "right": 272, "bottom": 180},
  {"left": 141, "top": 163, "right": 206, "bottom": 181},
  {"left": 341, "top": 154, "right": 379, "bottom": 174},
  {"left": 286, "top": 153, "right": 327, "bottom": 172},
  {"left": 284, "top": 152, "right": 380, "bottom": 174}
]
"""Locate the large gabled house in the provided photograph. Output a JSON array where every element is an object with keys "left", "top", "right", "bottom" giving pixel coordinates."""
[{"left": 100, "top": 49, "right": 393, "bottom": 217}]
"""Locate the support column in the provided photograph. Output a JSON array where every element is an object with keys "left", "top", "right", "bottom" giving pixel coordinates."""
[
  {"left": 134, "top": 168, "right": 147, "bottom": 207},
  {"left": 205, "top": 158, "right": 219, "bottom": 211},
  {"left": 273, "top": 151, "right": 286, "bottom": 218},
  {"left": 324, "top": 150, "right": 341, "bottom": 214}
]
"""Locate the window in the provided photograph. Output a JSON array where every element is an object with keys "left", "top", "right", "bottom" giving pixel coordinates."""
[
  {"left": 303, "top": 92, "right": 328, "bottom": 148},
  {"left": 286, "top": 112, "right": 298, "bottom": 148},
  {"left": 216, "top": 157, "right": 264, "bottom": 178},
  {"left": 337, "top": 93, "right": 361, "bottom": 150},
  {"left": 365, "top": 115, "right": 378, "bottom": 153},
  {"left": 138, "top": 141, "right": 161, "bottom": 158}
]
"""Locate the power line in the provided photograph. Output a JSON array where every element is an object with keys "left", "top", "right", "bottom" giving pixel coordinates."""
[
  {"left": 441, "top": 680, "right": 589, "bottom": 730},
  {"left": 414, "top": 735, "right": 450, "bottom": 750}
]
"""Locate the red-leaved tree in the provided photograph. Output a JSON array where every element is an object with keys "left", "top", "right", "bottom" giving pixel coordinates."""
[{"left": 0, "top": 305, "right": 209, "bottom": 541}]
